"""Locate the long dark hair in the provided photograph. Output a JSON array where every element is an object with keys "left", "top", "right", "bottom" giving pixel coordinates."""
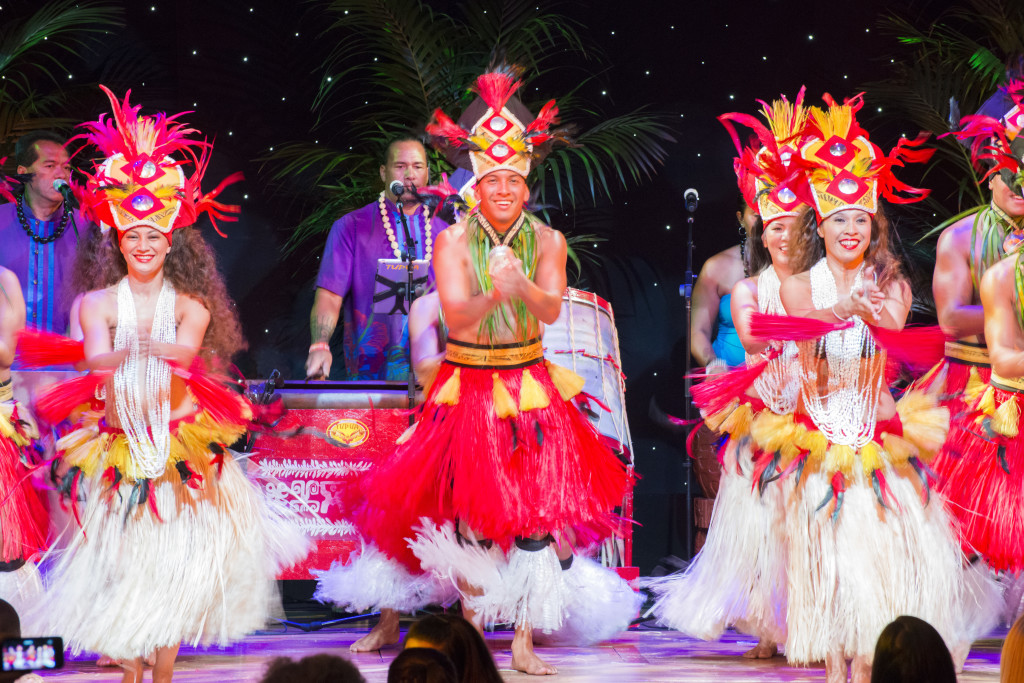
[
  {"left": 788, "top": 206, "right": 903, "bottom": 292},
  {"left": 870, "top": 615, "right": 955, "bottom": 683},
  {"left": 70, "top": 224, "right": 246, "bottom": 363},
  {"left": 737, "top": 194, "right": 771, "bottom": 275},
  {"left": 403, "top": 615, "right": 503, "bottom": 683}
]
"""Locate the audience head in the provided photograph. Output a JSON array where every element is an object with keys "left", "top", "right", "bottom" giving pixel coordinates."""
[
  {"left": 1002, "top": 612, "right": 1024, "bottom": 683},
  {"left": 404, "top": 614, "right": 503, "bottom": 683},
  {"left": 387, "top": 647, "right": 457, "bottom": 683},
  {"left": 0, "top": 600, "right": 19, "bottom": 641},
  {"left": 259, "top": 653, "right": 365, "bottom": 683},
  {"left": 870, "top": 615, "right": 955, "bottom": 683}
]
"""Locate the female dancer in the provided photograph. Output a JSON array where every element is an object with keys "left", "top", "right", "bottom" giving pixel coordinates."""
[
  {"left": 28, "top": 87, "right": 307, "bottom": 683},
  {"left": 0, "top": 269, "right": 47, "bottom": 619},
  {"left": 760, "top": 95, "right": 963, "bottom": 683},
  {"left": 650, "top": 92, "right": 811, "bottom": 658}
]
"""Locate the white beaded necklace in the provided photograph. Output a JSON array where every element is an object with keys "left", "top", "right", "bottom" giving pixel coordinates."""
[
  {"left": 113, "top": 277, "right": 176, "bottom": 479},
  {"left": 379, "top": 191, "right": 432, "bottom": 261},
  {"left": 749, "top": 266, "right": 799, "bottom": 414},
  {"left": 799, "top": 258, "right": 883, "bottom": 447}
]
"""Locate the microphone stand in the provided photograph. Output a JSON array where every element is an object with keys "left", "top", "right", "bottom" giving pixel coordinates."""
[
  {"left": 679, "top": 203, "right": 697, "bottom": 560},
  {"left": 394, "top": 197, "right": 419, "bottom": 424}
]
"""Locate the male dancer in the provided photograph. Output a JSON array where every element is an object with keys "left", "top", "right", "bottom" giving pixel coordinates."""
[{"left": 356, "top": 69, "right": 631, "bottom": 675}]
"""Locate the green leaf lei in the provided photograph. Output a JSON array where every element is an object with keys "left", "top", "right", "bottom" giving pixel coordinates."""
[{"left": 468, "top": 210, "right": 540, "bottom": 345}]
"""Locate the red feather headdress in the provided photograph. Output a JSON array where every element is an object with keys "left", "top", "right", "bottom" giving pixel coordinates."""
[{"left": 71, "top": 85, "right": 242, "bottom": 242}]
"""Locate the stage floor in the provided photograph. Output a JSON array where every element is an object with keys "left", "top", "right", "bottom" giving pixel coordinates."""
[{"left": 48, "top": 623, "right": 1005, "bottom": 681}]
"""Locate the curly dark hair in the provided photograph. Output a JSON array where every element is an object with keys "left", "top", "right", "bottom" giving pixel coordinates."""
[
  {"left": 787, "top": 206, "right": 904, "bottom": 292},
  {"left": 260, "top": 654, "right": 365, "bottom": 683},
  {"left": 70, "top": 224, "right": 246, "bottom": 363}
]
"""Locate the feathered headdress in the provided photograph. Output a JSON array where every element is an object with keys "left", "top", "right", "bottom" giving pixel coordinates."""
[
  {"left": 947, "top": 78, "right": 1024, "bottom": 195},
  {"left": 719, "top": 87, "right": 816, "bottom": 224},
  {"left": 72, "top": 85, "right": 243, "bottom": 242},
  {"left": 799, "top": 93, "right": 934, "bottom": 219},
  {"left": 426, "top": 66, "right": 570, "bottom": 181}
]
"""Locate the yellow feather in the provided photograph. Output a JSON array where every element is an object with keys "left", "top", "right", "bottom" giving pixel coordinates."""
[
  {"left": 963, "top": 367, "right": 986, "bottom": 406},
  {"left": 704, "top": 399, "right": 738, "bottom": 432},
  {"left": 978, "top": 386, "right": 996, "bottom": 416},
  {"left": 434, "top": 368, "right": 461, "bottom": 406},
  {"left": 719, "top": 402, "right": 753, "bottom": 437},
  {"left": 492, "top": 372, "right": 518, "bottom": 419},
  {"left": 860, "top": 441, "right": 884, "bottom": 476},
  {"left": 825, "top": 444, "right": 855, "bottom": 477},
  {"left": 881, "top": 432, "right": 918, "bottom": 465},
  {"left": 798, "top": 429, "right": 829, "bottom": 464},
  {"left": 992, "top": 394, "right": 1020, "bottom": 438},
  {"left": 545, "top": 360, "right": 586, "bottom": 401},
  {"left": 518, "top": 369, "right": 551, "bottom": 412}
]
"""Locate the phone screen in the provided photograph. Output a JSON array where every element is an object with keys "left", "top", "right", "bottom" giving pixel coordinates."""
[{"left": 0, "top": 638, "right": 63, "bottom": 671}]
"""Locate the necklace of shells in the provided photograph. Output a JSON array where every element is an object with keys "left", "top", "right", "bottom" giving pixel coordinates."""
[{"left": 379, "top": 191, "right": 432, "bottom": 261}]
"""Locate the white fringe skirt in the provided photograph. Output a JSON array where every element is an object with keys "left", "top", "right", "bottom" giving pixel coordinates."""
[
  {"left": 37, "top": 448, "right": 308, "bottom": 659},
  {"left": 647, "top": 436, "right": 788, "bottom": 643},
  {"left": 785, "top": 468, "right": 968, "bottom": 664}
]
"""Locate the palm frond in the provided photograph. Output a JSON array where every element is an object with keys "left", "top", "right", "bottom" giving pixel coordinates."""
[{"left": 534, "top": 109, "right": 675, "bottom": 208}]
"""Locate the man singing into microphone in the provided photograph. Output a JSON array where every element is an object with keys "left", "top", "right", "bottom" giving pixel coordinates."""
[
  {"left": 306, "top": 137, "right": 448, "bottom": 380},
  {"left": 0, "top": 132, "right": 81, "bottom": 334}
]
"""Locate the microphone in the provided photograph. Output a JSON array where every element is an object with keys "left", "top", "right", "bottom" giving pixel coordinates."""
[
  {"left": 53, "top": 179, "right": 79, "bottom": 210},
  {"left": 684, "top": 188, "right": 699, "bottom": 213},
  {"left": 388, "top": 180, "right": 405, "bottom": 197}
]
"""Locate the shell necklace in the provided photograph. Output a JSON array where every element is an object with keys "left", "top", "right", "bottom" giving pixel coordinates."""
[{"left": 379, "top": 191, "right": 432, "bottom": 260}]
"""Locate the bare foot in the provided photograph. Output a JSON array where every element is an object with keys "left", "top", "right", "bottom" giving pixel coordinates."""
[
  {"left": 349, "top": 609, "right": 401, "bottom": 652},
  {"left": 511, "top": 647, "right": 558, "bottom": 675},
  {"left": 741, "top": 641, "right": 778, "bottom": 659},
  {"left": 511, "top": 628, "right": 557, "bottom": 675}
]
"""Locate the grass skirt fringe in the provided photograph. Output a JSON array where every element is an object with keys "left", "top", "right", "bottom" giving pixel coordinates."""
[
  {"left": 0, "top": 401, "right": 48, "bottom": 563},
  {"left": 312, "top": 541, "right": 458, "bottom": 613},
  {"left": 647, "top": 436, "right": 787, "bottom": 643},
  {"left": 934, "top": 383, "right": 1024, "bottom": 571},
  {"left": 411, "top": 520, "right": 637, "bottom": 641},
  {"left": 36, "top": 414, "right": 309, "bottom": 659},
  {"left": 0, "top": 563, "right": 42, "bottom": 631},
  {"left": 785, "top": 467, "right": 965, "bottom": 663},
  {"left": 361, "top": 362, "right": 630, "bottom": 560}
]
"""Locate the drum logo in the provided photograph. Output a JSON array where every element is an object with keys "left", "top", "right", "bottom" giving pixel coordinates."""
[{"left": 327, "top": 419, "right": 370, "bottom": 447}]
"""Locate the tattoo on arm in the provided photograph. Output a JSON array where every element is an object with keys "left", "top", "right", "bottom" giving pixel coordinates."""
[{"left": 311, "top": 313, "right": 337, "bottom": 344}]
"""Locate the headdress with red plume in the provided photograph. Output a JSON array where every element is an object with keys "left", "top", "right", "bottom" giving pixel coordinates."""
[
  {"left": 947, "top": 78, "right": 1024, "bottom": 196},
  {"left": 799, "top": 93, "right": 934, "bottom": 219},
  {"left": 426, "top": 66, "right": 570, "bottom": 181},
  {"left": 719, "top": 87, "right": 816, "bottom": 224},
  {"left": 72, "top": 86, "right": 243, "bottom": 242}
]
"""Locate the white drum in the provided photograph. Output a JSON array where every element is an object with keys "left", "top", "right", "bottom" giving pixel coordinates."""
[{"left": 543, "top": 288, "right": 632, "bottom": 460}]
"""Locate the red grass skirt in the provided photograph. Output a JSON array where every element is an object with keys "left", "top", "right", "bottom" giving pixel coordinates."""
[
  {"left": 0, "top": 401, "right": 47, "bottom": 564},
  {"left": 359, "top": 361, "right": 631, "bottom": 568},
  {"left": 933, "top": 378, "right": 1024, "bottom": 572}
]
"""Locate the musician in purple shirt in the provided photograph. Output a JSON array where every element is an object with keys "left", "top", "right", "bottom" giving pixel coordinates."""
[
  {"left": 306, "top": 137, "right": 446, "bottom": 381},
  {"left": 0, "top": 132, "right": 82, "bottom": 334}
]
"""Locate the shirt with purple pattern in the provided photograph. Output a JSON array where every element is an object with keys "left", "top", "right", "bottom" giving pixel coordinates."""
[{"left": 315, "top": 199, "right": 446, "bottom": 380}]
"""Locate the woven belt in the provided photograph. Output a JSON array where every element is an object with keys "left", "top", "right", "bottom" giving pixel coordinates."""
[
  {"left": 991, "top": 371, "right": 1024, "bottom": 394},
  {"left": 445, "top": 338, "right": 543, "bottom": 369},
  {"left": 944, "top": 340, "right": 990, "bottom": 367}
]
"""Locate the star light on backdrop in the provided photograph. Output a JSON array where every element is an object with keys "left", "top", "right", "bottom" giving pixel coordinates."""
[{"left": 0, "top": 0, "right": 918, "bottom": 573}]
